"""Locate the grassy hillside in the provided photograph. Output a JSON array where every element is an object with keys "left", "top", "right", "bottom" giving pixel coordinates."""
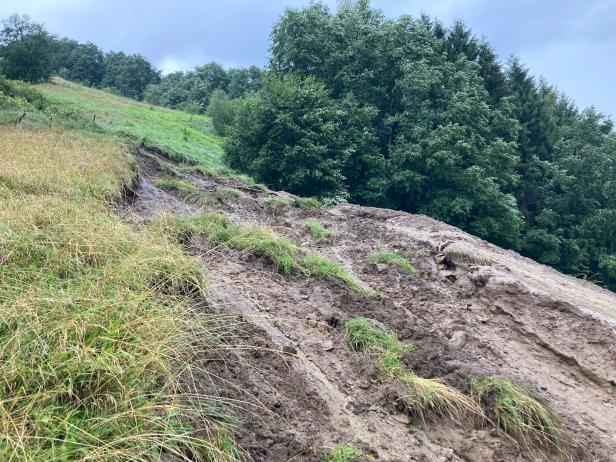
[
  {"left": 0, "top": 79, "right": 240, "bottom": 459},
  {"left": 38, "top": 78, "right": 224, "bottom": 167}
]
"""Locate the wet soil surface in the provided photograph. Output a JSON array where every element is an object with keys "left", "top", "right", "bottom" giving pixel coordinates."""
[{"left": 122, "top": 147, "right": 616, "bottom": 462}]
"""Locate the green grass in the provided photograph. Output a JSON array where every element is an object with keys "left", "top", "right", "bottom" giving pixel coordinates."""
[
  {"left": 345, "top": 318, "right": 482, "bottom": 421},
  {"left": 471, "top": 377, "right": 562, "bottom": 447},
  {"left": 216, "top": 186, "right": 245, "bottom": 199},
  {"left": 324, "top": 443, "right": 373, "bottom": 462},
  {"left": 154, "top": 177, "right": 210, "bottom": 205},
  {"left": 265, "top": 195, "right": 291, "bottom": 215},
  {"left": 304, "top": 218, "right": 339, "bottom": 241},
  {"left": 37, "top": 78, "right": 224, "bottom": 167},
  {"left": 160, "top": 212, "right": 374, "bottom": 294},
  {"left": 0, "top": 127, "right": 240, "bottom": 461},
  {"left": 366, "top": 250, "right": 420, "bottom": 277},
  {"left": 296, "top": 197, "right": 322, "bottom": 209}
]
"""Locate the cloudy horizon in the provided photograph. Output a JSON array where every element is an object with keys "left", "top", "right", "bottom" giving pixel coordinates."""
[{"left": 1, "top": 0, "right": 614, "bottom": 117}]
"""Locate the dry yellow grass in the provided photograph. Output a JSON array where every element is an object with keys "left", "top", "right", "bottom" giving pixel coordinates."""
[
  {"left": 0, "top": 127, "right": 242, "bottom": 461},
  {"left": 0, "top": 127, "right": 135, "bottom": 199}
]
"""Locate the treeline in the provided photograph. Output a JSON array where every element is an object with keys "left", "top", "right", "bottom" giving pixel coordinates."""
[
  {"left": 0, "top": 14, "right": 262, "bottom": 111},
  {"left": 224, "top": 1, "right": 616, "bottom": 290}
]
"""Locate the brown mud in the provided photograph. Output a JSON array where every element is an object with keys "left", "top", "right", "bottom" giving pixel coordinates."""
[{"left": 122, "top": 147, "right": 616, "bottom": 462}]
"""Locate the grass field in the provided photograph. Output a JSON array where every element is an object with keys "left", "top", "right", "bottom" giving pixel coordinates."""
[
  {"left": 38, "top": 78, "right": 224, "bottom": 167},
  {"left": 0, "top": 126, "right": 239, "bottom": 460}
]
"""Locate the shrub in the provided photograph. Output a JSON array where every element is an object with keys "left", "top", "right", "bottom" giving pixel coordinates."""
[{"left": 296, "top": 196, "right": 322, "bottom": 209}]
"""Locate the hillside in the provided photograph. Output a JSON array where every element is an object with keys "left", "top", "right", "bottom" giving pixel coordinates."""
[{"left": 2, "top": 78, "right": 616, "bottom": 461}]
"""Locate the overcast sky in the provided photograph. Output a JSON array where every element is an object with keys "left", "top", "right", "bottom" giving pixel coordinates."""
[{"left": 1, "top": 0, "right": 614, "bottom": 117}]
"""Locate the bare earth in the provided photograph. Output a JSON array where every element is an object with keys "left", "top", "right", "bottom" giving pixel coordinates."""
[{"left": 123, "top": 148, "right": 616, "bottom": 462}]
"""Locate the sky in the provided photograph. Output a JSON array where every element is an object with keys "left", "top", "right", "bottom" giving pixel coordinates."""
[{"left": 1, "top": 0, "right": 614, "bottom": 117}]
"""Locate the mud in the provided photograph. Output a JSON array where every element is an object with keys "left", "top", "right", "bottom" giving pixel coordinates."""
[{"left": 123, "top": 147, "right": 616, "bottom": 461}]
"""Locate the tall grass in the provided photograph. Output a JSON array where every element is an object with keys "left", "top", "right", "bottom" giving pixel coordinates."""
[
  {"left": 160, "top": 212, "right": 374, "bottom": 294},
  {"left": 0, "top": 127, "right": 241, "bottom": 461},
  {"left": 345, "top": 318, "right": 482, "bottom": 422}
]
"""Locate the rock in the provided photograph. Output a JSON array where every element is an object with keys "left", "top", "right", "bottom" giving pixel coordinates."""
[
  {"left": 322, "top": 340, "right": 334, "bottom": 351},
  {"left": 392, "top": 413, "right": 411, "bottom": 425},
  {"left": 449, "top": 330, "right": 467, "bottom": 349}
]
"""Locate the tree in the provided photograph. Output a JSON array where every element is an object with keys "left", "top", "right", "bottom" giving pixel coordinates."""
[
  {"left": 0, "top": 14, "right": 55, "bottom": 82},
  {"left": 225, "top": 75, "right": 357, "bottom": 197},
  {"left": 102, "top": 51, "right": 160, "bottom": 100},
  {"left": 227, "top": 66, "right": 263, "bottom": 98},
  {"left": 206, "top": 89, "right": 235, "bottom": 135}
]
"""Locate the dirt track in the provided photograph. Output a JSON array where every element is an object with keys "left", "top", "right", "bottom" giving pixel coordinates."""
[{"left": 123, "top": 148, "right": 616, "bottom": 462}]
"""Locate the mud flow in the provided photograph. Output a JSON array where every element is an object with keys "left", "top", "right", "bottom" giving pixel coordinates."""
[{"left": 122, "top": 147, "right": 616, "bottom": 462}]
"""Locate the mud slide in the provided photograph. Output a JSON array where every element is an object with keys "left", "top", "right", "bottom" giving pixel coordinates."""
[{"left": 122, "top": 148, "right": 616, "bottom": 462}]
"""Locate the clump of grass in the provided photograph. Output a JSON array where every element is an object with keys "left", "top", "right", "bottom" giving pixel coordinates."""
[
  {"left": 154, "top": 177, "right": 210, "bottom": 205},
  {"left": 443, "top": 242, "right": 491, "bottom": 266},
  {"left": 345, "top": 318, "right": 482, "bottom": 421},
  {"left": 344, "top": 318, "right": 413, "bottom": 355},
  {"left": 0, "top": 127, "right": 241, "bottom": 461},
  {"left": 325, "top": 443, "right": 373, "bottom": 462},
  {"left": 301, "top": 254, "right": 376, "bottom": 295},
  {"left": 471, "top": 377, "right": 562, "bottom": 447},
  {"left": 180, "top": 164, "right": 231, "bottom": 178},
  {"left": 265, "top": 195, "right": 291, "bottom": 215},
  {"left": 366, "top": 250, "right": 420, "bottom": 277},
  {"left": 162, "top": 212, "right": 374, "bottom": 294},
  {"left": 305, "top": 218, "right": 339, "bottom": 241},
  {"left": 143, "top": 151, "right": 180, "bottom": 175},
  {"left": 216, "top": 186, "right": 245, "bottom": 199},
  {"left": 297, "top": 197, "right": 322, "bottom": 209}
]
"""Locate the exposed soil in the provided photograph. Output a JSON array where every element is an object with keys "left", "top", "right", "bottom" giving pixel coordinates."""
[{"left": 122, "top": 147, "right": 616, "bottom": 462}]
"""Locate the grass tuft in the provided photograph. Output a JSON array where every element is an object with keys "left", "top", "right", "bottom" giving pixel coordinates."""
[
  {"left": 324, "top": 443, "right": 373, "bottom": 462},
  {"left": 216, "top": 186, "right": 245, "bottom": 199},
  {"left": 265, "top": 195, "right": 291, "bottom": 215},
  {"left": 443, "top": 243, "right": 491, "bottom": 266},
  {"left": 162, "top": 212, "right": 374, "bottom": 293},
  {"left": 345, "top": 318, "right": 482, "bottom": 422},
  {"left": 366, "top": 250, "right": 419, "bottom": 277},
  {"left": 304, "top": 218, "right": 339, "bottom": 241},
  {"left": 471, "top": 377, "right": 562, "bottom": 447},
  {"left": 296, "top": 197, "right": 322, "bottom": 209},
  {"left": 154, "top": 177, "right": 210, "bottom": 205}
]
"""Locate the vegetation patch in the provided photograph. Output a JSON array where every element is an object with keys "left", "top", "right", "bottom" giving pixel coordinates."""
[
  {"left": 216, "top": 186, "right": 245, "bottom": 199},
  {"left": 0, "top": 127, "right": 240, "bottom": 461},
  {"left": 443, "top": 243, "right": 492, "bottom": 266},
  {"left": 161, "top": 212, "right": 373, "bottom": 294},
  {"left": 304, "top": 218, "right": 339, "bottom": 241},
  {"left": 345, "top": 318, "right": 482, "bottom": 421},
  {"left": 471, "top": 377, "right": 562, "bottom": 448},
  {"left": 367, "top": 250, "right": 420, "bottom": 277},
  {"left": 296, "top": 196, "right": 322, "bottom": 209},
  {"left": 154, "top": 177, "right": 210, "bottom": 205},
  {"left": 324, "top": 443, "right": 373, "bottom": 462},
  {"left": 265, "top": 195, "right": 291, "bottom": 215}
]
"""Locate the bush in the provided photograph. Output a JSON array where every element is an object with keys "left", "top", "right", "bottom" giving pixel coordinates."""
[{"left": 207, "top": 89, "right": 236, "bottom": 135}]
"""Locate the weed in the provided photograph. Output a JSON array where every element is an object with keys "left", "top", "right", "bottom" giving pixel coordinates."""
[
  {"left": 367, "top": 250, "right": 420, "bottom": 277},
  {"left": 216, "top": 186, "right": 245, "bottom": 199},
  {"left": 443, "top": 243, "right": 491, "bottom": 266},
  {"left": 265, "top": 195, "right": 291, "bottom": 215},
  {"left": 154, "top": 177, "right": 210, "bottom": 205},
  {"left": 324, "top": 443, "right": 373, "bottom": 462},
  {"left": 297, "top": 197, "right": 322, "bottom": 209},
  {"left": 471, "top": 377, "right": 562, "bottom": 447},
  {"left": 305, "top": 218, "right": 339, "bottom": 241},
  {"left": 345, "top": 318, "right": 482, "bottom": 421}
]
